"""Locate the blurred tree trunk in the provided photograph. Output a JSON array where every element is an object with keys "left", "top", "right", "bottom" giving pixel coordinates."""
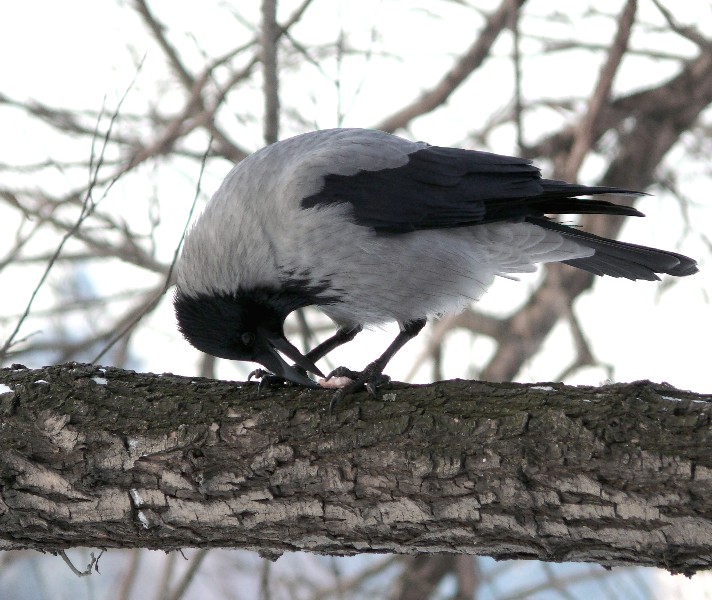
[{"left": 1, "top": 364, "right": 711, "bottom": 576}]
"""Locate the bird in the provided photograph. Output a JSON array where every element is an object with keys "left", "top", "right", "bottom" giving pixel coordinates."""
[{"left": 173, "top": 127, "right": 697, "bottom": 403}]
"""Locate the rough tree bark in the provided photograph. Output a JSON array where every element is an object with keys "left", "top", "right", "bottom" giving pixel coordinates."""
[{"left": 1, "top": 363, "right": 711, "bottom": 575}]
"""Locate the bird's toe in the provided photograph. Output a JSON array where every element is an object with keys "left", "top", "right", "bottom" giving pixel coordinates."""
[
  {"left": 248, "top": 369, "right": 290, "bottom": 394},
  {"left": 248, "top": 368, "right": 269, "bottom": 382},
  {"left": 325, "top": 366, "right": 361, "bottom": 381},
  {"left": 326, "top": 363, "right": 391, "bottom": 413}
]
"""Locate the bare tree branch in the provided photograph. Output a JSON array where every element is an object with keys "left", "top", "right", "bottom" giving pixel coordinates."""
[
  {"left": 375, "top": 0, "right": 527, "bottom": 133},
  {"left": 650, "top": 0, "right": 712, "bottom": 53},
  {"left": 479, "top": 49, "right": 712, "bottom": 382},
  {"left": 92, "top": 136, "right": 212, "bottom": 364},
  {"left": 0, "top": 81, "right": 137, "bottom": 360},
  {"left": 115, "top": 549, "right": 141, "bottom": 600},
  {"left": 133, "top": 0, "right": 194, "bottom": 88},
  {"left": 392, "top": 555, "right": 453, "bottom": 600},
  {"left": 509, "top": 2, "right": 525, "bottom": 153},
  {"left": 165, "top": 549, "right": 210, "bottom": 600},
  {"left": 564, "top": 0, "right": 636, "bottom": 181},
  {"left": 262, "top": 0, "right": 280, "bottom": 144}
]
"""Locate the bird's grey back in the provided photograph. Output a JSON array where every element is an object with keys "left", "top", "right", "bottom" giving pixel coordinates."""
[{"left": 176, "top": 129, "right": 427, "bottom": 298}]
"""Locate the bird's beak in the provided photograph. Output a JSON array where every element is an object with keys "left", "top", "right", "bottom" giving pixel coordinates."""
[{"left": 257, "top": 332, "right": 324, "bottom": 388}]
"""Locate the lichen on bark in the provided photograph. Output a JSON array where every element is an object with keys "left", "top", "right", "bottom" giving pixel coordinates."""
[{"left": 1, "top": 363, "right": 711, "bottom": 575}]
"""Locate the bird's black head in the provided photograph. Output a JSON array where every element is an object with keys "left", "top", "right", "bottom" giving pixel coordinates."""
[{"left": 173, "top": 289, "right": 322, "bottom": 387}]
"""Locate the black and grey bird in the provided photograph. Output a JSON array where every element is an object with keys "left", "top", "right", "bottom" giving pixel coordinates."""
[{"left": 173, "top": 128, "right": 697, "bottom": 397}]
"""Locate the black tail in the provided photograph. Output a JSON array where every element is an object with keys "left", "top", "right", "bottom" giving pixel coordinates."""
[
  {"left": 528, "top": 216, "right": 698, "bottom": 281},
  {"left": 517, "top": 179, "right": 697, "bottom": 280}
]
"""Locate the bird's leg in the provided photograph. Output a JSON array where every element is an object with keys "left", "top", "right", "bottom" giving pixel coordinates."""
[
  {"left": 248, "top": 325, "right": 362, "bottom": 389},
  {"left": 305, "top": 324, "right": 363, "bottom": 363},
  {"left": 328, "top": 319, "right": 426, "bottom": 413}
]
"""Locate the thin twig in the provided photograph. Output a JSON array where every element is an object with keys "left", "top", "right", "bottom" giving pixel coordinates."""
[
  {"left": 116, "top": 549, "right": 142, "bottom": 600},
  {"left": 165, "top": 549, "right": 210, "bottom": 600},
  {"left": 453, "top": 556, "right": 479, "bottom": 600},
  {"left": 307, "top": 557, "right": 401, "bottom": 600},
  {"left": 0, "top": 66, "right": 141, "bottom": 359},
  {"left": 133, "top": 0, "right": 193, "bottom": 88},
  {"left": 650, "top": 0, "right": 712, "bottom": 53},
  {"left": 500, "top": 565, "right": 617, "bottom": 600},
  {"left": 154, "top": 551, "right": 179, "bottom": 600},
  {"left": 91, "top": 135, "right": 213, "bottom": 364},
  {"left": 58, "top": 549, "right": 104, "bottom": 578}
]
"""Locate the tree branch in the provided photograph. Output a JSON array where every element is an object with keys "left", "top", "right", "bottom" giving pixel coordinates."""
[
  {"left": 262, "top": 0, "right": 280, "bottom": 144},
  {"left": 479, "top": 49, "right": 712, "bottom": 382},
  {"left": 374, "top": 0, "right": 527, "bottom": 133},
  {"left": 1, "top": 364, "right": 711, "bottom": 575},
  {"left": 563, "top": 0, "right": 636, "bottom": 181}
]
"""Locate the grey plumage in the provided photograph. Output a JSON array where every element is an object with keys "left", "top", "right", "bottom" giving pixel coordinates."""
[{"left": 174, "top": 128, "right": 697, "bottom": 393}]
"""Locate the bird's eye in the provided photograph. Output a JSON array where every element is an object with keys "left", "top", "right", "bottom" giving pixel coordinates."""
[{"left": 241, "top": 332, "right": 255, "bottom": 346}]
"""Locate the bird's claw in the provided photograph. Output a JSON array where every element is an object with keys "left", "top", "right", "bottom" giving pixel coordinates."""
[
  {"left": 326, "top": 364, "right": 391, "bottom": 414},
  {"left": 324, "top": 366, "right": 361, "bottom": 381},
  {"left": 248, "top": 368, "right": 268, "bottom": 382},
  {"left": 248, "top": 368, "right": 288, "bottom": 393}
]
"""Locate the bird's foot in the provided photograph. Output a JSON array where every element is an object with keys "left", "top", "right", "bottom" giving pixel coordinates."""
[
  {"left": 324, "top": 364, "right": 391, "bottom": 413},
  {"left": 247, "top": 368, "right": 290, "bottom": 393},
  {"left": 248, "top": 366, "right": 317, "bottom": 393}
]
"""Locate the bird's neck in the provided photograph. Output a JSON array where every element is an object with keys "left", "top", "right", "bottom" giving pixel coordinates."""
[
  {"left": 245, "top": 276, "right": 341, "bottom": 317},
  {"left": 242, "top": 285, "right": 314, "bottom": 318}
]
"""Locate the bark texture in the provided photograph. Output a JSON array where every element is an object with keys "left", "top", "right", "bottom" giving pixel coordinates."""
[{"left": 1, "top": 363, "right": 711, "bottom": 575}]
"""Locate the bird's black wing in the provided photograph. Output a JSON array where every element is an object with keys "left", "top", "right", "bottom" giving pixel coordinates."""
[{"left": 301, "top": 145, "right": 642, "bottom": 233}]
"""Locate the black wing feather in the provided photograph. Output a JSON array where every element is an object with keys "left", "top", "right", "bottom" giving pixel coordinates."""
[
  {"left": 300, "top": 143, "right": 697, "bottom": 279},
  {"left": 301, "top": 145, "right": 641, "bottom": 232}
]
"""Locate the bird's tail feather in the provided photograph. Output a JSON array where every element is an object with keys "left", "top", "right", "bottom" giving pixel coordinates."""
[{"left": 528, "top": 216, "right": 698, "bottom": 280}]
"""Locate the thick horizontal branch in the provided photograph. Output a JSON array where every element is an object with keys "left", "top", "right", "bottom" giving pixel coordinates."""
[{"left": 1, "top": 364, "right": 711, "bottom": 575}]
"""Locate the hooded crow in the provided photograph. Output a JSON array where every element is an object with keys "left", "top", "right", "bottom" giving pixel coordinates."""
[{"left": 174, "top": 128, "right": 697, "bottom": 403}]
